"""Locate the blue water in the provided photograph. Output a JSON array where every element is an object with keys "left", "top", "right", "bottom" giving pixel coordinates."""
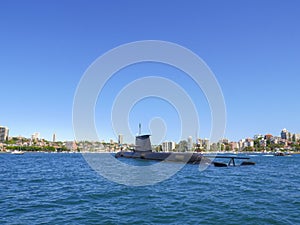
[{"left": 0, "top": 153, "right": 299, "bottom": 224}]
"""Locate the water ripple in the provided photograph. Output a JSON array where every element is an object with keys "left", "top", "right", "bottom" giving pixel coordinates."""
[{"left": 0, "top": 153, "right": 300, "bottom": 224}]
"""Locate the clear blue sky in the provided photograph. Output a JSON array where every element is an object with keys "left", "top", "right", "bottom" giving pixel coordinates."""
[{"left": 1, "top": 0, "right": 300, "bottom": 143}]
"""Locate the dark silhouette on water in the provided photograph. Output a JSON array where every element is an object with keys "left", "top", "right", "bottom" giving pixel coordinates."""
[{"left": 115, "top": 125, "right": 255, "bottom": 166}]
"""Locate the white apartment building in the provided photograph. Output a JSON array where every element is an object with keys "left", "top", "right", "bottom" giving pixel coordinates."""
[
  {"left": 162, "top": 141, "right": 176, "bottom": 152},
  {"left": 0, "top": 126, "right": 9, "bottom": 142}
]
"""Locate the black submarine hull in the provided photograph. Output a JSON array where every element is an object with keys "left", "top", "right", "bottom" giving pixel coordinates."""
[{"left": 115, "top": 151, "right": 212, "bottom": 164}]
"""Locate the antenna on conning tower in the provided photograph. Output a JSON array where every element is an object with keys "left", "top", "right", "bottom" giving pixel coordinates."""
[{"left": 139, "top": 123, "right": 141, "bottom": 135}]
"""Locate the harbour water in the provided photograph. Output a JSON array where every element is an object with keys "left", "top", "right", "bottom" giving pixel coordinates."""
[{"left": 1, "top": 153, "right": 299, "bottom": 224}]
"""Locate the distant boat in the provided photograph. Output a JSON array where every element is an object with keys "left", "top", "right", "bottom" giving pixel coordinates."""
[
  {"left": 274, "top": 152, "right": 291, "bottom": 156},
  {"left": 11, "top": 150, "right": 24, "bottom": 155}
]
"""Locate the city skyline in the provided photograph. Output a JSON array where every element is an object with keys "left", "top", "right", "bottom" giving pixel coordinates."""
[
  {"left": 1, "top": 124, "right": 299, "bottom": 146},
  {"left": 1, "top": 1, "right": 300, "bottom": 143},
  {"left": 2, "top": 125, "right": 300, "bottom": 155}
]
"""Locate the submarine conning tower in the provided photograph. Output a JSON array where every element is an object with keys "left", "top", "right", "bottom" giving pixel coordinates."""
[
  {"left": 135, "top": 134, "right": 152, "bottom": 152},
  {"left": 134, "top": 123, "right": 152, "bottom": 152}
]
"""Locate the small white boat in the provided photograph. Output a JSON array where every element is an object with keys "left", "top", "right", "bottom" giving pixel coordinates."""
[{"left": 11, "top": 150, "right": 24, "bottom": 155}]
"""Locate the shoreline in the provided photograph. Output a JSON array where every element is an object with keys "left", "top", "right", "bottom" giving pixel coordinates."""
[{"left": 1, "top": 150, "right": 300, "bottom": 155}]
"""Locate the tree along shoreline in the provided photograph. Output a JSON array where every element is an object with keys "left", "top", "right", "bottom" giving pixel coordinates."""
[{"left": 5, "top": 145, "right": 69, "bottom": 152}]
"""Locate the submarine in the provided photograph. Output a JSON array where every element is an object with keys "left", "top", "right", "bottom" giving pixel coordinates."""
[
  {"left": 115, "top": 124, "right": 255, "bottom": 167},
  {"left": 115, "top": 124, "right": 210, "bottom": 164},
  {"left": 115, "top": 133, "right": 211, "bottom": 164}
]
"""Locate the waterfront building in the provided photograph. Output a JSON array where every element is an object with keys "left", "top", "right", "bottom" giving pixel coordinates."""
[
  {"left": 31, "top": 132, "right": 40, "bottom": 141},
  {"left": 187, "top": 136, "right": 193, "bottom": 151},
  {"left": 162, "top": 142, "right": 168, "bottom": 152},
  {"left": 238, "top": 140, "right": 244, "bottom": 150},
  {"left": 281, "top": 128, "right": 290, "bottom": 140},
  {"left": 202, "top": 138, "right": 210, "bottom": 151},
  {"left": 270, "top": 136, "right": 280, "bottom": 144},
  {"left": 264, "top": 134, "right": 273, "bottom": 140},
  {"left": 66, "top": 141, "right": 77, "bottom": 151},
  {"left": 293, "top": 133, "right": 300, "bottom": 141},
  {"left": 0, "top": 126, "right": 9, "bottom": 142},
  {"left": 162, "top": 141, "right": 176, "bottom": 152},
  {"left": 243, "top": 139, "right": 254, "bottom": 148},
  {"left": 230, "top": 142, "right": 239, "bottom": 151}
]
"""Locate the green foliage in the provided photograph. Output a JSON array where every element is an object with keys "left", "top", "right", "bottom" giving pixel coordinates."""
[
  {"left": 291, "top": 143, "right": 300, "bottom": 151},
  {"left": 155, "top": 145, "right": 162, "bottom": 152},
  {"left": 225, "top": 145, "right": 230, "bottom": 151},
  {"left": 254, "top": 139, "right": 260, "bottom": 148},
  {"left": 4, "top": 139, "right": 16, "bottom": 145},
  {"left": 6, "top": 146, "right": 56, "bottom": 152},
  {"left": 268, "top": 143, "right": 284, "bottom": 151},
  {"left": 176, "top": 140, "right": 188, "bottom": 152},
  {"left": 220, "top": 144, "right": 224, "bottom": 151},
  {"left": 243, "top": 146, "right": 254, "bottom": 152},
  {"left": 56, "top": 146, "right": 68, "bottom": 152}
]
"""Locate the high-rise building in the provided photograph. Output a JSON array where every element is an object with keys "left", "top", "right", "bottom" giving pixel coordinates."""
[
  {"left": 0, "top": 126, "right": 9, "bottom": 142},
  {"left": 281, "top": 128, "right": 290, "bottom": 140},
  {"left": 52, "top": 133, "right": 56, "bottom": 142},
  {"left": 187, "top": 136, "right": 193, "bottom": 151},
  {"left": 118, "top": 134, "right": 123, "bottom": 145}
]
